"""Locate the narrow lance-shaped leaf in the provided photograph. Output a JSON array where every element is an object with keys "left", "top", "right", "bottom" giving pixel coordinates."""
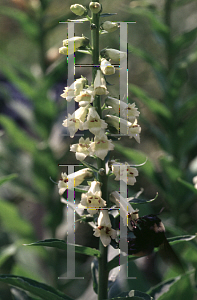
[
  {"left": 25, "top": 239, "right": 101, "bottom": 257},
  {"left": 0, "top": 275, "right": 73, "bottom": 300},
  {"left": 0, "top": 174, "right": 18, "bottom": 186}
]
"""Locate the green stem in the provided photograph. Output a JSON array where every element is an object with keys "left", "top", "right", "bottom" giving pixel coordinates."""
[
  {"left": 91, "top": 6, "right": 109, "bottom": 300},
  {"left": 164, "top": 0, "right": 174, "bottom": 73}
]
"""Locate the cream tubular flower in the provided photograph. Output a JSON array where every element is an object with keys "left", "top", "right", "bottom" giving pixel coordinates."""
[
  {"left": 70, "top": 137, "right": 91, "bottom": 161},
  {"left": 58, "top": 168, "right": 93, "bottom": 195},
  {"left": 105, "top": 115, "right": 141, "bottom": 143},
  {"left": 112, "top": 162, "right": 139, "bottom": 185},
  {"left": 102, "top": 21, "right": 119, "bottom": 33},
  {"left": 193, "top": 176, "right": 197, "bottom": 189},
  {"left": 89, "top": 133, "right": 114, "bottom": 160},
  {"left": 110, "top": 191, "right": 139, "bottom": 229},
  {"left": 93, "top": 210, "right": 117, "bottom": 247},
  {"left": 62, "top": 106, "right": 88, "bottom": 138},
  {"left": 70, "top": 4, "right": 87, "bottom": 16},
  {"left": 80, "top": 181, "right": 106, "bottom": 215},
  {"left": 60, "top": 36, "right": 89, "bottom": 55},
  {"left": 61, "top": 77, "right": 87, "bottom": 101},
  {"left": 100, "top": 58, "right": 115, "bottom": 75},
  {"left": 94, "top": 70, "right": 109, "bottom": 95},
  {"left": 100, "top": 48, "right": 127, "bottom": 62},
  {"left": 83, "top": 107, "right": 108, "bottom": 135},
  {"left": 106, "top": 97, "right": 140, "bottom": 123},
  {"left": 75, "top": 86, "right": 94, "bottom": 107}
]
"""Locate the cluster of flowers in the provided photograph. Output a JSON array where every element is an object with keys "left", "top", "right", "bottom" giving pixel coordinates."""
[{"left": 57, "top": 3, "right": 141, "bottom": 247}]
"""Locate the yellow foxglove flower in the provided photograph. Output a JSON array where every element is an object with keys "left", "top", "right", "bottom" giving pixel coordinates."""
[
  {"left": 58, "top": 168, "right": 93, "bottom": 195},
  {"left": 62, "top": 106, "right": 89, "bottom": 138},
  {"left": 105, "top": 115, "right": 141, "bottom": 143},
  {"left": 106, "top": 97, "right": 140, "bottom": 123},
  {"left": 93, "top": 210, "right": 117, "bottom": 247},
  {"left": 61, "top": 77, "right": 87, "bottom": 101},
  {"left": 83, "top": 107, "right": 108, "bottom": 135},
  {"left": 89, "top": 133, "right": 114, "bottom": 160},
  {"left": 70, "top": 137, "right": 91, "bottom": 161},
  {"left": 75, "top": 86, "right": 94, "bottom": 107},
  {"left": 80, "top": 181, "right": 106, "bottom": 215},
  {"left": 94, "top": 70, "right": 109, "bottom": 95},
  {"left": 111, "top": 162, "right": 139, "bottom": 185}
]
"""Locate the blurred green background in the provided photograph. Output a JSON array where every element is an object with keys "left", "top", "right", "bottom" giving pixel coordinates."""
[{"left": 0, "top": 0, "right": 197, "bottom": 299}]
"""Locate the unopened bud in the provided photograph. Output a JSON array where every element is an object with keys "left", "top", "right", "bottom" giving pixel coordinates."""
[
  {"left": 70, "top": 4, "right": 87, "bottom": 16},
  {"left": 89, "top": 2, "right": 101, "bottom": 14},
  {"left": 102, "top": 21, "right": 119, "bottom": 33}
]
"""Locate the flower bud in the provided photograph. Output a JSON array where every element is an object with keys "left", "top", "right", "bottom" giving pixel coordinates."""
[
  {"left": 70, "top": 4, "right": 87, "bottom": 16},
  {"left": 89, "top": 2, "right": 101, "bottom": 14},
  {"left": 100, "top": 58, "right": 115, "bottom": 75},
  {"left": 102, "top": 21, "right": 119, "bottom": 33},
  {"left": 60, "top": 36, "right": 89, "bottom": 55},
  {"left": 100, "top": 48, "right": 127, "bottom": 62},
  {"left": 63, "top": 36, "right": 89, "bottom": 48}
]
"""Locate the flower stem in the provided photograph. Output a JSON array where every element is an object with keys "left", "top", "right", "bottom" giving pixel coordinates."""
[{"left": 91, "top": 6, "right": 109, "bottom": 300}]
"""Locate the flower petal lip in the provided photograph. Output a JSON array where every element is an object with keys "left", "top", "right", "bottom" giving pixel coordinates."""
[{"left": 100, "top": 58, "right": 115, "bottom": 75}]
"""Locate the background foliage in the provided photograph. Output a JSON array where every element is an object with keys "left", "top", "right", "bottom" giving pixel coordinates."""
[{"left": 0, "top": 0, "right": 197, "bottom": 299}]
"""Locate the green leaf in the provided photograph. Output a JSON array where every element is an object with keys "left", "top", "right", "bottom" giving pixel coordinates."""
[
  {"left": 74, "top": 185, "right": 89, "bottom": 193},
  {"left": 67, "top": 17, "right": 89, "bottom": 22},
  {"left": 174, "top": 27, "right": 197, "bottom": 53},
  {"left": 0, "top": 174, "right": 18, "bottom": 186},
  {"left": 106, "top": 290, "right": 153, "bottom": 300},
  {"left": 0, "top": 245, "right": 17, "bottom": 268},
  {"left": 0, "top": 115, "right": 37, "bottom": 154},
  {"left": 77, "top": 49, "right": 92, "bottom": 55},
  {"left": 0, "top": 7, "right": 38, "bottom": 40},
  {"left": 128, "top": 44, "right": 166, "bottom": 74},
  {"left": 147, "top": 272, "right": 194, "bottom": 300},
  {"left": 129, "top": 84, "right": 171, "bottom": 119},
  {"left": 25, "top": 239, "right": 100, "bottom": 257},
  {"left": 0, "top": 275, "right": 73, "bottom": 300},
  {"left": 167, "top": 235, "right": 196, "bottom": 245},
  {"left": 173, "top": 0, "right": 197, "bottom": 8},
  {"left": 129, "top": 290, "right": 153, "bottom": 299},
  {"left": 80, "top": 160, "right": 99, "bottom": 173},
  {"left": 128, "top": 193, "right": 158, "bottom": 204},
  {"left": 100, "top": 13, "right": 117, "bottom": 17},
  {"left": 0, "top": 56, "right": 36, "bottom": 99},
  {"left": 114, "top": 144, "right": 159, "bottom": 186},
  {"left": 177, "top": 178, "right": 197, "bottom": 195},
  {"left": 0, "top": 199, "right": 34, "bottom": 237},
  {"left": 127, "top": 8, "right": 169, "bottom": 39}
]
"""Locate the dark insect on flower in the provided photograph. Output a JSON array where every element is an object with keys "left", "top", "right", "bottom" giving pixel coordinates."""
[{"left": 128, "top": 214, "right": 185, "bottom": 273}]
